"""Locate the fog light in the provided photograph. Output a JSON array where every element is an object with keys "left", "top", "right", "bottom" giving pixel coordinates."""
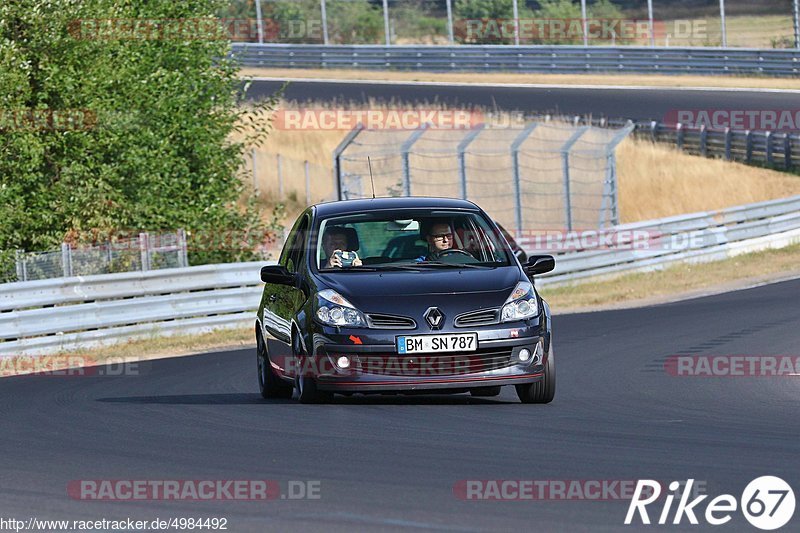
[
  {"left": 336, "top": 356, "right": 351, "bottom": 369},
  {"left": 518, "top": 348, "right": 531, "bottom": 362}
]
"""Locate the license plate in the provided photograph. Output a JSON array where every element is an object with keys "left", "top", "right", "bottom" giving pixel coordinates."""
[{"left": 396, "top": 333, "right": 478, "bottom": 354}]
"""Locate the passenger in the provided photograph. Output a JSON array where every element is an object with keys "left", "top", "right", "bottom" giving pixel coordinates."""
[{"left": 321, "top": 226, "right": 362, "bottom": 268}]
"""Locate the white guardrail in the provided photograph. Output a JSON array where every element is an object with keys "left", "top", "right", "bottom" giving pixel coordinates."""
[
  {"left": 2, "top": 194, "right": 800, "bottom": 356},
  {"left": 231, "top": 44, "right": 800, "bottom": 77}
]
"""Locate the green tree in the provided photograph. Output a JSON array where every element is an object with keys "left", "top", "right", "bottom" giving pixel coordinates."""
[
  {"left": 0, "top": 0, "right": 276, "bottom": 279},
  {"left": 328, "top": 0, "right": 384, "bottom": 44},
  {"left": 455, "top": 0, "right": 532, "bottom": 44}
]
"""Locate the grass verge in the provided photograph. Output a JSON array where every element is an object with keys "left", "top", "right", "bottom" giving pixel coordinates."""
[
  {"left": 241, "top": 68, "right": 800, "bottom": 91},
  {"left": 540, "top": 242, "right": 800, "bottom": 313}
]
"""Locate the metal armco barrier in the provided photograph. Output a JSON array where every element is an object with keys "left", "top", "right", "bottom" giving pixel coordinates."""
[
  {"left": 231, "top": 44, "right": 800, "bottom": 77},
  {"left": 536, "top": 194, "right": 800, "bottom": 285},
  {"left": 0, "top": 262, "right": 271, "bottom": 356},
  {"left": 625, "top": 119, "right": 800, "bottom": 170},
  {"left": 2, "top": 194, "right": 799, "bottom": 356}
]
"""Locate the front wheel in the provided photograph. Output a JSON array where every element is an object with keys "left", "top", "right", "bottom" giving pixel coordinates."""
[
  {"left": 257, "top": 331, "right": 293, "bottom": 399},
  {"left": 516, "top": 346, "right": 555, "bottom": 404},
  {"left": 297, "top": 374, "right": 333, "bottom": 404}
]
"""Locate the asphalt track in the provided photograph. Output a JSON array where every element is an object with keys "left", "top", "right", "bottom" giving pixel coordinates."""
[
  {"left": 245, "top": 79, "right": 800, "bottom": 122},
  {"left": 2, "top": 278, "right": 798, "bottom": 531}
]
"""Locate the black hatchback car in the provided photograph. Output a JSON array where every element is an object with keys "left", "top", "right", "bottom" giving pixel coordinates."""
[{"left": 256, "top": 197, "right": 555, "bottom": 403}]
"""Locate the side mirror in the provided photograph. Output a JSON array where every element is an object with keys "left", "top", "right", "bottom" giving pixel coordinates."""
[
  {"left": 523, "top": 255, "right": 555, "bottom": 276},
  {"left": 260, "top": 265, "right": 295, "bottom": 285}
]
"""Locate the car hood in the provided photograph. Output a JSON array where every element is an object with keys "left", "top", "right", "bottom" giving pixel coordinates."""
[{"left": 317, "top": 267, "right": 522, "bottom": 314}]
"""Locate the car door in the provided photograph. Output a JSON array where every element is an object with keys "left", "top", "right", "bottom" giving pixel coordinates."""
[{"left": 262, "top": 214, "right": 310, "bottom": 347}]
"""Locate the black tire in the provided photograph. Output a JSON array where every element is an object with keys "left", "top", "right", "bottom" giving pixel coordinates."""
[
  {"left": 470, "top": 386, "right": 502, "bottom": 397},
  {"left": 257, "top": 329, "right": 293, "bottom": 399},
  {"left": 297, "top": 374, "right": 333, "bottom": 404},
  {"left": 516, "top": 346, "right": 555, "bottom": 404},
  {"left": 293, "top": 333, "right": 333, "bottom": 404}
]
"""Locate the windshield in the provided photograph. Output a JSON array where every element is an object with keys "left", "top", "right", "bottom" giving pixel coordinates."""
[{"left": 314, "top": 209, "right": 513, "bottom": 271}]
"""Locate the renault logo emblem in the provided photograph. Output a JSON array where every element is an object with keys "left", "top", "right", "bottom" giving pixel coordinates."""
[{"left": 424, "top": 307, "right": 445, "bottom": 330}]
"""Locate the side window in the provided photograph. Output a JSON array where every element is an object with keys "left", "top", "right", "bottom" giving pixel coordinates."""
[
  {"left": 286, "top": 216, "right": 309, "bottom": 273},
  {"left": 279, "top": 214, "right": 310, "bottom": 273}
]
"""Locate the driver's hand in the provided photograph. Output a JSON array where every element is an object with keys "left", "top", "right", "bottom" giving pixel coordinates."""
[{"left": 352, "top": 257, "right": 362, "bottom": 267}]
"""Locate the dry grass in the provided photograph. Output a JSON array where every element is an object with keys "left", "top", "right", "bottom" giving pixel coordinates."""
[
  {"left": 676, "top": 15, "right": 795, "bottom": 49},
  {"left": 616, "top": 139, "right": 800, "bottom": 222},
  {"left": 540, "top": 242, "right": 800, "bottom": 312},
  {"left": 240, "top": 68, "right": 800, "bottom": 91}
]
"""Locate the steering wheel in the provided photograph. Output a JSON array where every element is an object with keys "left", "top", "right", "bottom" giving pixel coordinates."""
[{"left": 433, "top": 249, "right": 474, "bottom": 259}]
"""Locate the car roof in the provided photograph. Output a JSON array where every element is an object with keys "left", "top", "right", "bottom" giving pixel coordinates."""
[{"left": 313, "top": 196, "right": 481, "bottom": 218}]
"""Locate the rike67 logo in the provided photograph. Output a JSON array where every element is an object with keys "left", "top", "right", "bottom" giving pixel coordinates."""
[{"left": 625, "top": 477, "right": 795, "bottom": 530}]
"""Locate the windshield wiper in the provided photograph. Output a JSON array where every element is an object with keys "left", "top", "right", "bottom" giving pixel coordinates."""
[
  {"left": 397, "top": 261, "right": 494, "bottom": 270},
  {"left": 320, "top": 266, "right": 381, "bottom": 272}
]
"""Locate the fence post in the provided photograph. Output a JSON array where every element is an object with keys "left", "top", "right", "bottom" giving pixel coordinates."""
[
  {"left": 177, "top": 229, "right": 189, "bottom": 268},
  {"left": 320, "top": 0, "right": 329, "bottom": 45},
  {"left": 603, "top": 121, "right": 635, "bottom": 227},
  {"left": 745, "top": 130, "right": 753, "bottom": 162},
  {"left": 510, "top": 123, "right": 539, "bottom": 238},
  {"left": 724, "top": 127, "right": 732, "bottom": 160},
  {"left": 650, "top": 120, "right": 658, "bottom": 142},
  {"left": 676, "top": 122, "right": 684, "bottom": 149},
  {"left": 765, "top": 131, "right": 773, "bottom": 166},
  {"left": 400, "top": 124, "right": 429, "bottom": 197},
  {"left": 254, "top": 0, "right": 264, "bottom": 44},
  {"left": 305, "top": 160, "right": 311, "bottom": 205},
  {"left": 457, "top": 124, "right": 485, "bottom": 200},
  {"left": 699, "top": 125, "right": 708, "bottom": 157},
  {"left": 61, "top": 243, "right": 72, "bottom": 277},
  {"left": 15, "top": 250, "right": 26, "bottom": 282},
  {"left": 560, "top": 127, "right": 590, "bottom": 232},
  {"left": 277, "top": 153, "right": 283, "bottom": 200},
  {"left": 382, "top": 0, "right": 390, "bottom": 46},
  {"left": 445, "top": 0, "right": 454, "bottom": 44},
  {"left": 139, "top": 232, "right": 151, "bottom": 272},
  {"left": 332, "top": 124, "right": 364, "bottom": 200}
]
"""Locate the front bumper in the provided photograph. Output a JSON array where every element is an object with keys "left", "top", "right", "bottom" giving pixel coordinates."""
[{"left": 304, "top": 325, "right": 547, "bottom": 392}]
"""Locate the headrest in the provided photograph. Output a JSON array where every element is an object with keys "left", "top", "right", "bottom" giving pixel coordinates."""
[
  {"left": 324, "top": 226, "right": 359, "bottom": 251},
  {"left": 342, "top": 227, "right": 359, "bottom": 251}
]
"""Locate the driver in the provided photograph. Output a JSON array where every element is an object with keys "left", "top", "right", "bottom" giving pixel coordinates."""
[
  {"left": 416, "top": 220, "right": 457, "bottom": 262},
  {"left": 321, "top": 226, "right": 362, "bottom": 268}
]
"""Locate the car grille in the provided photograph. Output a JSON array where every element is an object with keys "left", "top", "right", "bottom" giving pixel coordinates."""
[
  {"left": 366, "top": 313, "right": 417, "bottom": 330},
  {"left": 454, "top": 308, "right": 500, "bottom": 327},
  {"left": 356, "top": 348, "right": 514, "bottom": 376}
]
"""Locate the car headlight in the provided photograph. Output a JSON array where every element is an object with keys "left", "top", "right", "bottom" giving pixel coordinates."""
[
  {"left": 315, "top": 289, "right": 366, "bottom": 328},
  {"left": 501, "top": 281, "right": 539, "bottom": 322}
]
